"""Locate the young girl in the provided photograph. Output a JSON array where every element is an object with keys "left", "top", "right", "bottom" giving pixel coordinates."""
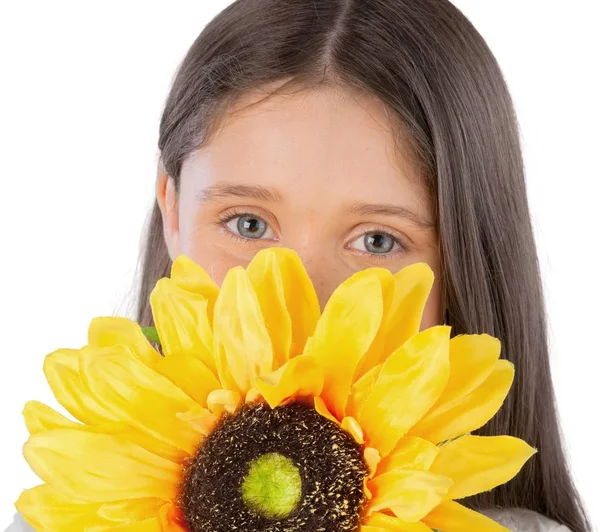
[{"left": 8, "top": 0, "right": 591, "bottom": 531}]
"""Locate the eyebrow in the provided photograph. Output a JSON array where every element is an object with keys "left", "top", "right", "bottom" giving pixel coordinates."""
[
  {"left": 196, "top": 184, "right": 283, "bottom": 204},
  {"left": 349, "top": 201, "right": 435, "bottom": 230},
  {"left": 196, "top": 184, "right": 434, "bottom": 229}
]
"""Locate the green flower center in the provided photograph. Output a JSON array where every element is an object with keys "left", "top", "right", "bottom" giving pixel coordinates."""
[{"left": 241, "top": 453, "right": 302, "bottom": 518}]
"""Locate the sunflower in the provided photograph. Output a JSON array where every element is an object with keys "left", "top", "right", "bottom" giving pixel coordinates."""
[{"left": 16, "top": 248, "right": 535, "bottom": 531}]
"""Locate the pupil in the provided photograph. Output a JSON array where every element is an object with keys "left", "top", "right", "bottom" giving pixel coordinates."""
[
  {"left": 238, "top": 215, "right": 267, "bottom": 238},
  {"left": 365, "top": 232, "right": 394, "bottom": 253}
]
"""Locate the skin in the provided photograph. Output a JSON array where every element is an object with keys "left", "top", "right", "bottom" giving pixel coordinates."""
[{"left": 156, "top": 83, "right": 442, "bottom": 328}]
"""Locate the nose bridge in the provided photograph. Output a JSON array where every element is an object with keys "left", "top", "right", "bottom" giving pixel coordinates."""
[{"left": 287, "top": 240, "right": 341, "bottom": 310}]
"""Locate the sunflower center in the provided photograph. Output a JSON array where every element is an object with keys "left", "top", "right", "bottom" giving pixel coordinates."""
[
  {"left": 241, "top": 453, "right": 302, "bottom": 518},
  {"left": 180, "top": 402, "right": 368, "bottom": 532}
]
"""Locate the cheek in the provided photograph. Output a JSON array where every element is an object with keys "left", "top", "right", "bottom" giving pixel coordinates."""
[
  {"left": 176, "top": 227, "right": 240, "bottom": 289},
  {"left": 191, "top": 252, "right": 246, "bottom": 287},
  {"left": 182, "top": 242, "right": 251, "bottom": 287},
  {"left": 175, "top": 202, "right": 251, "bottom": 286}
]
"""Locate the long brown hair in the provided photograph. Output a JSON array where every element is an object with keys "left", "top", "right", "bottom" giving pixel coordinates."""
[{"left": 133, "top": 0, "right": 590, "bottom": 529}]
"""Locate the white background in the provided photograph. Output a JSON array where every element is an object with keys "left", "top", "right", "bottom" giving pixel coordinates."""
[{"left": 0, "top": 1, "right": 598, "bottom": 529}]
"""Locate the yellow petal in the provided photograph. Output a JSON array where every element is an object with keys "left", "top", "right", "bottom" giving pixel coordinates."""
[
  {"left": 422, "top": 501, "right": 509, "bottom": 531},
  {"left": 43, "top": 348, "right": 115, "bottom": 425},
  {"left": 437, "top": 334, "right": 500, "bottom": 405},
  {"left": 302, "top": 335, "right": 314, "bottom": 356},
  {"left": 23, "top": 428, "right": 180, "bottom": 502},
  {"left": 369, "top": 469, "right": 452, "bottom": 522},
  {"left": 364, "top": 447, "right": 381, "bottom": 478},
  {"left": 159, "top": 502, "right": 188, "bottom": 531},
  {"left": 155, "top": 353, "right": 221, "bottom": 407},
  {"left": 313, "top": 396, "right": 338, "bottom": 423},
  {"left": 171, "top": 254, "right": 220, "bottom": 322},
  {"left": 206, "top": 389, "right": 241, "bottom": 416},
  {"left": 256, "top": 355, "right": 324, "bottom": 408},
  {"left": 23, "top": 401, "right": 80, "bottom": 435},
  {"left": 353, "top": 268, "right": 394, "bottom": 378},
  {"left": 247, "top": 249, "right": 291, "bottom": 368},
  {"left": 16, "top": 484, "right": 102, "bottom": 531},
  {"left": 310, "top": 269, "right": 384, "bottom": 419},
  {"left": 383, "top": 263, "right": 435, "bottom": 351},
  {"left": 409, "top": 359, "right": 514, "bottom": 444},
  {"left": 247, "top": 248, "right": 320, "bottom": 367},
  {"left": 99, "top": 421, "right": 188, "bottom": 463},
  {"left": 364, "top": 478, "right": 373, "bottom": 501},
  {"left": 430, "top": 435, "right": 537, "bottom": 500},
  {"left": 246, "top": 388, "right": 262, "bottom": 403},
  {"left": 341, "top": 416, "right": 365, "bottom": 444},
  {"left": 347, "top": 363, "right": 383, "bottom": 420},
  {"left": 96, "top": 497, "right": 165, "bottom": 526},
  {"left": 111, "top": 517, "right": 162, "bottom": 531},
  {"left": 213, "top": 267, "right": 273, "bottom": 393},
  {"left": 378, "top": 437, "right": 440, "bottom": 475},
  {"left": 18, "top": 488, "right": 165, "bottom": 531},
  {"left": 357, "top": 263, "right": 435, "bottom": 378},
  {"left": 87, "top": 317, "right": 162, "bottom": 367},
  {"left": 358, "top": 326, "right": 451, "bottom": 456},
  {"left": 365, "top": 512, "right": 433, "bottom": 531},
  {"left": 150, "top": 278, "right": 216, "bottom": 373},
  {"left": 78, "top": 344, "right": 203, "bottom": 454},
  {"left": 176, "top": 406, "right": 218, "bottom": 437}
]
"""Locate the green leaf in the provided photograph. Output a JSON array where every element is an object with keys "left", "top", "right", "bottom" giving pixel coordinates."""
[{"left": 141, "top": 326, "right": 161, "bottom": 345}]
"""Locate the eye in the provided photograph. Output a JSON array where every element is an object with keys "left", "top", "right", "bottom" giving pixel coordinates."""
[
  {"left": 225, "top": 214, "right": 274, "bottom": 240},
  {"left": 349, "top": 231, "right": 401, "bottom": 255}
]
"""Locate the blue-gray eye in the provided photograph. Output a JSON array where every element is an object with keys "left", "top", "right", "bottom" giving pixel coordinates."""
[
  {"left": 228, "top": 214, "right": 269, "bottom": 239},
  {"left": 364, "top": 232, "right": 396, "bottom": 254}
]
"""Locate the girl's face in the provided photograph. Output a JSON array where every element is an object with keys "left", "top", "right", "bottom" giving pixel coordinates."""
[{"left": 157, "top": 84, "right": 442, "bottom": 328}]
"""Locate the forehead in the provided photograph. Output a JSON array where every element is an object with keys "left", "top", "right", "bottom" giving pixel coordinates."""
[{"left": 181, "top": 84, "right": 431, "bottom": 216}]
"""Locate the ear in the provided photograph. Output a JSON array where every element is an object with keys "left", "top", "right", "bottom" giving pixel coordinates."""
[{"left": 156, "top": 161, "right": 180, "bottom": 260}]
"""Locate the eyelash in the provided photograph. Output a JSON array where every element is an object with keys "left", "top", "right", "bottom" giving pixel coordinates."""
[{"left": 216, "top": 209, "right": 409, "bottom": 260}]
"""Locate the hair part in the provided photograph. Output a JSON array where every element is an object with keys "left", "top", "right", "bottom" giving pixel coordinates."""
[{"left": 134, "top": 1, "right": 589, "bottom": 529}]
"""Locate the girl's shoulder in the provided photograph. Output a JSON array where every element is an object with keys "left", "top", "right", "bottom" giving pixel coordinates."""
[
  {"left": 5, "top": 511, "right": 572, "bottom": 532},
  {"left": 4, "top": 514, "right": 33, "bottom": 532},
  {"left": 6, "top": 509, "right": 572, "bottom": 532},
  {"left": 482, "top": 508, "right": 571, "bottom": 532}
]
